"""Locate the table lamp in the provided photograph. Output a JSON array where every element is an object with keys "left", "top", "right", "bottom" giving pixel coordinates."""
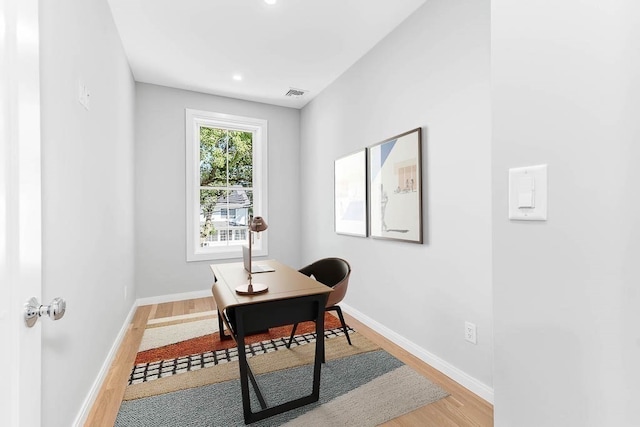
[{"left": 235, "top": 215, "right": 269, "bottom": 295}]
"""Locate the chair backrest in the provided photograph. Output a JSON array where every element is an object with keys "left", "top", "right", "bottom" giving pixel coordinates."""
[{"left": 299, "top": 258, "right": 351, "bottom": 308}]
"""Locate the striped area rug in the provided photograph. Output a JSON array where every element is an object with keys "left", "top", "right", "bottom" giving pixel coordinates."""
[{"left": 116, "top": 311, "right": 448, "bottom": 426}]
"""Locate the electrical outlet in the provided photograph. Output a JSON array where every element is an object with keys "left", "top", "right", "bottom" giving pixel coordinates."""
[{"left": 465, "top": 321, "right": 477, "bottom": 344}]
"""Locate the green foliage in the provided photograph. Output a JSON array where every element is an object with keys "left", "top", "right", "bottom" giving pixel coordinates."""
[{"left": 200, "top": 127, "right": 253, "bottom": 187}]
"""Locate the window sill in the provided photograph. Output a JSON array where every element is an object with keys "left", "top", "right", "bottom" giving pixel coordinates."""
[{"left": 187, "top": 247, "right": 267, "bottom": 262}]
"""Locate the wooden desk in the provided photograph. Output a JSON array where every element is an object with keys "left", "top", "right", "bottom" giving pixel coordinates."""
[{"left": 210, "top": 260, "right": 332, "bottom": 424}]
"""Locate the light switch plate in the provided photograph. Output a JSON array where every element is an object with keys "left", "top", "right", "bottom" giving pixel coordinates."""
[
  {"left": 78, "top": 80, "right": 90, "bottom": 110},
  {"left": 509, "top": 164, "right": 547, "bottom": 221}
]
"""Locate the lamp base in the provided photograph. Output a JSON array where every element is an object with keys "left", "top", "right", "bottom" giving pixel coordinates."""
[{"left": 235, "top": 283, "right": 269, "bottom": 295}]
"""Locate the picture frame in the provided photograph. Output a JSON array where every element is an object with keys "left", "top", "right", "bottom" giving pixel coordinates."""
[
  {"left": 368, "top": 128, "right": 423, "bottom": 243},
  {"left": 334, "top": 148, "right": 368, "bottom": 237}
]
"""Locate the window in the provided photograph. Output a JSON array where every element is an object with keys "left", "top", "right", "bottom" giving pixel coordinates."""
[{"left": 186, "top": 109, "right": 268, "bottom": 261}]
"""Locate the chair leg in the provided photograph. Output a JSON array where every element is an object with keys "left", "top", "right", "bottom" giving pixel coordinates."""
[
  {"left": 286, "top": 323, "right": 298, "bottom": 348},
  {"left": 328, "top": 305, "right": 352, "bottom": 346}
]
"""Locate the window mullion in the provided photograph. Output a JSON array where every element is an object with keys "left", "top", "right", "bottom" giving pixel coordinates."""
[{"left": 225, "top": 130, "right": 230, "bottom": 247}]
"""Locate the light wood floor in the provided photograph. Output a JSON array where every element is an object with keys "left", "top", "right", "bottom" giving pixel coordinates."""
[{"left": 85, "top": 297, "right": 493, "bottom": 426}]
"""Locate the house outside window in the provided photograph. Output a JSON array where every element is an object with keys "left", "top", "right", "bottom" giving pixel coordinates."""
[{"left": 185, "top": 109, "right": 268, "bottom": 261}]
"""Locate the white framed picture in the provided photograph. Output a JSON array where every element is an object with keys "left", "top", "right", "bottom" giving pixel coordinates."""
[
  {"left": 368, "top": 128, "right": 423, "bottom": 243},
  {"left": 334, "top": 149, "right": 368, "bottom": 237}
]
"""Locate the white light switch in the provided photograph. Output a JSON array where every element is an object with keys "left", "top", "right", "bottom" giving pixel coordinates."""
[
  {"left": 509, "top": 164, "right": 547, "bottom": 221},
  {"left": 517, "top": 176, "right": 535, "bottom": 208},
  {"left": 78, "top": 80, "right": 90, "bottom": 111}
]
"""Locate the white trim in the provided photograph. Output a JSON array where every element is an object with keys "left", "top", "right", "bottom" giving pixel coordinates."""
[
  {"left": 72, "top": 302, "right": 138, "bottom": 427},
  {"left": 341, "top": 302, "right": 495, "bottom": 404},
  {"left": 185, "top": 109, "right": 269, "bottom": 262},
  {"left": 135, "top": 289, "right": 213, "bottom": 307},
  {"left": 1, "top": 0, "right": 43, "bottom": 425}
]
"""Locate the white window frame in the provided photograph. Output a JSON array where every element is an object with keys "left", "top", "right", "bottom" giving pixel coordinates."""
[{"left": 185, "top": 109, "right": 268, "bottom": 261}]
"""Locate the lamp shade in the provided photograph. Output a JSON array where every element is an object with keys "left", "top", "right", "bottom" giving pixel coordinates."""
[{"left": 249, "top": 216, "right": 268, "bottom": 232}]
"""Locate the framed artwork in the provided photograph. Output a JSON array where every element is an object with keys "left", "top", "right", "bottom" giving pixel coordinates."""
[
  {"left": 368, "top": 128, "right": 423, "bottom": 243},
  {"left": 334, "top": 149, "right": 368, "bottom": 237}
]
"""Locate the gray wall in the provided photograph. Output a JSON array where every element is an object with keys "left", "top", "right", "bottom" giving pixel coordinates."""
[
  {"left": 300, "top": 0, "right": 493, "bottom": 389},
  {"left": 134, "top": 83, "right": 301, "bottom": 298},
  {"left": 492, "top": 0, "right": 640, "bottom": 425},
  {"left": 39, "top": 0, "right": 136, "bottom": 425}
]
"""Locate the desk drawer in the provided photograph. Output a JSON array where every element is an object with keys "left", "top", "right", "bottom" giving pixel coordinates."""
[{"left": 234, "top": 294, "right": 327, "bottom": 335}]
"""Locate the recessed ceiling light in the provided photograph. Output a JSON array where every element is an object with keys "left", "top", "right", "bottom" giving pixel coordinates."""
[
  {"left": 264, "top": 0, "right": 277, "bottom": 5},
  {"left": 233, "top": 74, "right": 242, "bottom": 81}
]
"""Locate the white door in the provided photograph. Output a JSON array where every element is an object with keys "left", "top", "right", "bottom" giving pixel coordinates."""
[{"left": 0, "top": 0, "right": 43, "bottom": 425}]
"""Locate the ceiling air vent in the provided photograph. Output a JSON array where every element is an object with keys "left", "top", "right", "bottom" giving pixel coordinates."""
[{"left": 285, "top": 88, "right": 307, "bottom": 97}]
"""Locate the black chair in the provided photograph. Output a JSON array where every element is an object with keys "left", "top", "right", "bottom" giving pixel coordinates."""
[{"left": 287, "top": 257, "right": 352, "bottom": 350}]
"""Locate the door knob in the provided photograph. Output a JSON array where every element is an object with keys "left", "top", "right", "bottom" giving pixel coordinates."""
[{"left": 24, "top": 297, "right": 66, "bottom": 327}]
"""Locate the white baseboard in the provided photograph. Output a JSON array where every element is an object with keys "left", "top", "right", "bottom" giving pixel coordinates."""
[
  {"left": 136, "top": 289, "right": 212, "bottom": 307},
  {"left": 72, "top": 301, "right": 138, "bottom": 427},
  {"left": 341, "top": 302, "right": 494, "bottom": 404}
]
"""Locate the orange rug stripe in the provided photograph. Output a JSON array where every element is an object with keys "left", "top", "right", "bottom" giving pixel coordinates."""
[{"left": 135, "top": 314, "right": 343, "bottom": 365}]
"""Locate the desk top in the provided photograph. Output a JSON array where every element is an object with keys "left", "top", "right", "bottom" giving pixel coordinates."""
[{"left": 210, "top": 260, "right": 333, "bottom": 312}]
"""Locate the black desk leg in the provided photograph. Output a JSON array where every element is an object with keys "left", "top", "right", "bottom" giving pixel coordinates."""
[
  {"left": 312, "top": 305, "right": 325, "bottom": 399},
  {"left": 236, "top": 314, "right": 267, "bottom": 424},
  {"left": 218, "top": 309, "right": 232, "bottom": 341},
  {"left": 235, "top": 296, "right": 327, "bottom": 424}
]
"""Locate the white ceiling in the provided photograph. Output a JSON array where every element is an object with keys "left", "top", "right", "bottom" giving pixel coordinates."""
[{"left": 107, "top": 0, "right": 427, "bottom": 109}]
